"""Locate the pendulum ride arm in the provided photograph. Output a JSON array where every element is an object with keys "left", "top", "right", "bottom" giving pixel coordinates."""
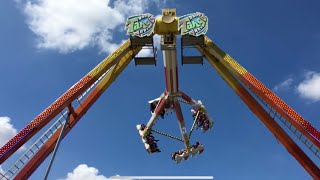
[
  {"left": 0, "top": 39, "right": 142, "bottom": 179},
  {"left": 173, "top": 100, "right": 191, "bottom": 150},
  {"left": 144, "top": 95, "right": 167, "bottom": 136},
  {"left": 197, "top": 37, "right": 320, "bottom": 179},
  {"left": 180, "top": 92, "right": 213, "bottom": 123}
]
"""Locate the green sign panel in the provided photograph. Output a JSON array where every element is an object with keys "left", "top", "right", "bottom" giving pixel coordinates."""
[
  {"left": 179, "top": 12, "right": 208, "bottom": 36},
  {"left": 125, "top": 14, "right": 155, "bottom": 37}
]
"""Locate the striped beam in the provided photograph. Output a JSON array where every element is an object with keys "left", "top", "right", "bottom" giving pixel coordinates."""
[
  {"left": 0, "top": 39, "right": 136, "bottom": 164},
  {"left": 14, "top": 47, "right": 140, "bottom": 180},
  {"left": 203, "top": 36, "right": 320, "bottom": 149},
  {"left": 200, "top": 48, "right": 320, "bottom": 179},
  {"left": 173, "top": 100, "right": 190, "bottom": 150}
]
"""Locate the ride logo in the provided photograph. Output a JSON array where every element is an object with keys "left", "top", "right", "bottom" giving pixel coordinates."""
[
  {"left": 125, "top": 13, "right": 155, "bottom": 37},
  {"left": 179, "top": 12, "right": 208, "bottom": 36}
]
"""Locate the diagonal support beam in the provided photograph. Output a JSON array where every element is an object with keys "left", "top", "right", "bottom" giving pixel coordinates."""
[
  {"left": 203, "top": 36, "right": 320, "bottom": 149},
  {"left": 13, "top": 46, "right": 141, "bottom": 180},
  {"left": 0, "top": 39, "right": 135, "bottom": 165},
  {"left": 43, "top": 112, "right": 71, "bottom": 180},
  {"left": 199, "top": 47, "right": 320, "bottom": 179}
]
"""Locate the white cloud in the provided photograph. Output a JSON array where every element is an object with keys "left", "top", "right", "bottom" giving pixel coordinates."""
[
  {"left": 0, "top": 117, "right": 17, "bottom": 147},
  {"left": 114, "top": 0, "right": 149, "bottom": 16},
  {"left": 135, "top": 35, "right": 161, "bottom": 57},
  {"left": 60, "top": 164, "right": 131, "bottom": 180},
  {"left": 297, "top": 71, "right": 320, "bottom": 102},
  {"left": 273, "top": 78, "right": 294, "bottom": 91},
  {"left": 137, "top": 48, "right": 153, "bottom": 57},
  {"left": 60, "top": 164, "right": 108, "bottom": 180},
  {"left": 0, "top": 117, "right": 26, "bottom": 178},
  {"left": 21, "top": 0, "right": 155, "bottom": 53},
  {"left": 0, "top": 117, "right": 26, "bottom": 152}
]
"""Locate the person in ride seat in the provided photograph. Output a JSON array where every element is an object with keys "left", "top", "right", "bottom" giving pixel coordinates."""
[
  {"left": 192, "top": 142, "right": 200, "bottom": 149},
  {"left": 141, "top": 124, "right": 146, "bottom": 130},
  {"left": 146, "top": 136, "right": 153, "bottom": 144},
  {"left": 191, "top": 109, "right": 197, "bottom": 118},
  {"left": 150, "top": 143, "right": 161, "bottom": 152},
  {"left": 172, "top": 152, "right": 178, "bottom": 160},
  {"left": 147, "top": 135, "right": 159, "bottom": 144},
  {"left": 150, "top": 103, "right": 156, "bottom": 113},
  {"left": 145, "top": 133, "right": 160, "bottom": 152},
  {"left": 195, "top": 141, "right": 201, "bottom": 148},
  {"left": 203, "top": 116, "right": 207, "bottom": 124},
  {"left": 197, "top": 114, "right": 205, "bottom": 129},
  {"left": 149, "top": 141, "right": 156, "bottom": 147},
  {"left": 149, "top": 100, "right": 159, "bottom": 113},
  {"left": 203, "top": 121, "right": 210, "bottom": 131},
  {"left": 182, "top": 149, "right": 189, "bottom": 160},
  {"left": 176, "top": 150, "right": 183, "bottom": 156}
]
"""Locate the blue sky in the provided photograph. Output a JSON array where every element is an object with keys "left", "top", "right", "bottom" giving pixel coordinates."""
[{"left": 0, "top": 0, "right": 320, "bottom": 179}]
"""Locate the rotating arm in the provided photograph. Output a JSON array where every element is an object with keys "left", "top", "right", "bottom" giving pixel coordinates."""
[
  {"left": 180, "top": 92, "right": 214, "bottom": 125},
  {"left": 173, "top": 100, "right": 191, "bottom": 150},
  {"left": 144, "top": 95, "right": 167, "bottom": 136}
]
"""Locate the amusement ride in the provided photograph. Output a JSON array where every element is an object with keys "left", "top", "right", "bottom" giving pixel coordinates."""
[{"left": 0, "top": 8, "right": 319, "bottom": 179}]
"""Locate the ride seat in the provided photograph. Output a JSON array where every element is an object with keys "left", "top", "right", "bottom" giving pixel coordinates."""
[
  {"left": 136, "top": 124, "right": 145, "bottom": 137},
  {"left": 190, "top": 144, "right": 204, "bottom": 157},
  {"left": 137, "top": 124, "right": 152, "bottom": 153},
  {"left": 173, "top": 150, "right": 191, "bottom": 163}
]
